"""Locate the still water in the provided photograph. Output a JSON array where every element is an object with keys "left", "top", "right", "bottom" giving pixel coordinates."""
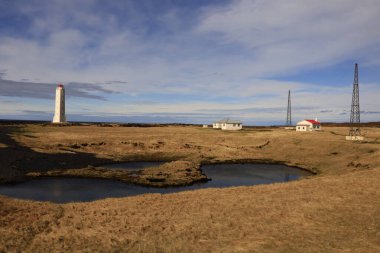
[{"left": 0, "top": 163, "right": 312, "bottom": 203}]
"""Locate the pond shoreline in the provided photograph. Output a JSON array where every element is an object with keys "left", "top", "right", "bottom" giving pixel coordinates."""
[
  {"left": 0, "top": 162, "right": 313, "bottom": 203},
  {"left": 202, "top": 158, "right": 319, "bottom": 175},
  {"left": 2, "top": 158, "right": 317, "bottom": 188},
  {"left": 25, "top": 160, "right": 210, "bottom": 188},
  {"left": 1, "top": 125, "right": 378, "bottom": 252}
]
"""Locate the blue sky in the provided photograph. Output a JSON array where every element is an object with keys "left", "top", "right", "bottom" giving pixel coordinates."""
[{"left": 0, "top": 0, "right": 379, "bottom": 125}]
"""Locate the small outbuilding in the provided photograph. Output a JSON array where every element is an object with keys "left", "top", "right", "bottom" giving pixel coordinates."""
[{"left": 296, "top": 119, "right": 321, "bottom": 131}]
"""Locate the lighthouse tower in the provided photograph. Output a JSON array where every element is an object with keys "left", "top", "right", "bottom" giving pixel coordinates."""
[{"left": 53, "top": 84, "right": 66, "bottom": 123}]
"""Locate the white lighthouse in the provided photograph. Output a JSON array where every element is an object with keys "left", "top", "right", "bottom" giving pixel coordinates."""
[{"left": 52, "top": 84, "right": 67, "bottom": 123}]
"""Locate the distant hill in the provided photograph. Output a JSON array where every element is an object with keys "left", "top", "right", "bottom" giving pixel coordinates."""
[{"left": 1, "top": 119, "right": 379, "bottom": 128}]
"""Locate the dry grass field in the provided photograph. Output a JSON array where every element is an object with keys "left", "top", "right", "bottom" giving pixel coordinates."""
[{"left": 0, "top": 124, "right": 379, "bottom": 252}]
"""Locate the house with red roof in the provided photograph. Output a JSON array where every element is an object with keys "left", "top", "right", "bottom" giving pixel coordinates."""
[{"left": 296, "top": 118, "right": 321, "bottom": 131}]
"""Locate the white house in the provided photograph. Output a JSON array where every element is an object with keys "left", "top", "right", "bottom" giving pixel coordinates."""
[
  {"left": 221, "top": 120, "right": 242, "bottom": 130},
  {"left": 213, "top": 119, "right": 227, "bottom": 129},
  {"left": 296, "top": 119, "right": 322, "bottom": 131},
  {"left": 213, "top": 119, "right": 242, "bottom": 130}
]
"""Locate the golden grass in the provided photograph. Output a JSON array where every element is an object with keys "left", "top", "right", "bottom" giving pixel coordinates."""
[
  {"left": 0, "top": 124, "right": 379, "bottom": 252},
  {"left": 4, "top": 124, "right": 380, "bottom": 175},
  {"left": 26, "top": 160, "right": 208, "bottom": 187},
  {"left": 1, "top": 168, "right": 379, "bottom": 252}
]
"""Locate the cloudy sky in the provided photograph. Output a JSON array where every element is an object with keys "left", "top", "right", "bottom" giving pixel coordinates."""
[{"left": 0, "top": 0, "right": 379, "bottom": 125}]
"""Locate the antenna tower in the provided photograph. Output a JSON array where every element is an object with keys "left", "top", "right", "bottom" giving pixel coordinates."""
[
  {"left": 348, "top": 63, "right": 360, "bottom": 137},
  {"left": 286, "top": 90, "right": 292, "bottom": 126}
]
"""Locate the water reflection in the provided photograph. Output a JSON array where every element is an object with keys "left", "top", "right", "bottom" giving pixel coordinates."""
[{"left": 0, "top": 163, "right": 312, "bottom": 203}]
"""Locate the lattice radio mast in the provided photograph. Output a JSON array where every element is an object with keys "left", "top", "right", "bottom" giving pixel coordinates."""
[
  {"left": 348, "top": 63, "right": 361, "bottom": 137},
  {"left": 286, "top": 90, "right": 292, "bottom": 126}
]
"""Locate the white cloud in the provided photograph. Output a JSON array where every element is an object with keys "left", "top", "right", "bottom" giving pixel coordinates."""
[
  {"left": 0, "top": 0, "right": 379, "bottom": 124},
  {"left": 197, "top": 0, "right": 380, "bottom": 76}
]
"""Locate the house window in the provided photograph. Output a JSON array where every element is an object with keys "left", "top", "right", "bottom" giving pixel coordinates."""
[
  {"left": 233, "top": 124, "right": 236, "bottom": 127},
  {"left": 303, "top": 127, "right": 305, "bottom": 130}
]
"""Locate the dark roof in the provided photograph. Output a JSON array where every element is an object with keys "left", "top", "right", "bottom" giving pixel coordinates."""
[{"left": 214, "top": 118, "right": 242, "bottom": 124}]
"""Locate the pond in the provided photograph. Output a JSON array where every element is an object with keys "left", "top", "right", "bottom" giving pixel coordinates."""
[{"left": 0, "top": 163, "right": 312, "bottom": 203}]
